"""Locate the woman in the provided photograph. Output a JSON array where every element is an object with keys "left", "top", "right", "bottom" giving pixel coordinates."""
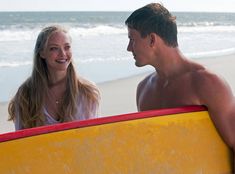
[{"left": 8, "top": 25, "right": 100, "bottom": 130}]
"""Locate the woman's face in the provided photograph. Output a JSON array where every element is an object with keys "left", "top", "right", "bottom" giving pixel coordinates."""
[{"left": 40, "top": 31, "right": 72, "bottom": 75}]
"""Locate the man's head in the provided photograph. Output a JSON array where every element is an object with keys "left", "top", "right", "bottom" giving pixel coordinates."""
[{"left": 125, "top": 3, "right": 178, "bottom": 47}]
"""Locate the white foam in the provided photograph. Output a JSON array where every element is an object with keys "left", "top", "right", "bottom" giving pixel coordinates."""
[
  {"left": 0, "top": 29, "right": 39, "bottom": 42},
  {"left": 2, "top": 47, "right": 235, "bottom": 68},
  {"left": 69, "top": 25, "right": 126, "bottom": 37},
  {"left": 0, "top": 61, "right": 32, "bottom": 67},
  {"left": 0, "top": 25, "right": 127, "bottom": 42},
  {"left": 187, "top": 47, "right": 235, "bottom": 59},
  {"left": 178, "top": 26, "right": 235, "bottom": 33},
  {"left": 75, "top": 56, "right": 130, "bottom": 63}
]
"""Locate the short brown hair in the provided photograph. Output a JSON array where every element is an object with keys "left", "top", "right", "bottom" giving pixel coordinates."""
[{"left": 125, "top": 3, "right": 178, "bottom": 47}]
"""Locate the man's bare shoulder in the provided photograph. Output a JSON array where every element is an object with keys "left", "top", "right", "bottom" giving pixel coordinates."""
[
  {"left": 137, "top": 72, "right": 157, "bottom": 90},
  {"left": 190, "top": 68, "right": 231, "bottom": 98},
  {"left": 191, "top": 68, "right": 225, "bottom": 86}
]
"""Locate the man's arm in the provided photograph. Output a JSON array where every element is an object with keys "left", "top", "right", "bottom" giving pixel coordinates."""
[
  {"left": 136, "top": 79, "right": 146, "bottom": 111},
  {"left": 136, "top": 73, "right": 157, "bottom": 111},
  {"left": 195, "top": 71, "right": 235, "bottom": 170}
]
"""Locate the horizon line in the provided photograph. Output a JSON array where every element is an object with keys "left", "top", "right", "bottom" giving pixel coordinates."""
[{"left": 0, "top": 10, "right": 235, "bottom": 13}]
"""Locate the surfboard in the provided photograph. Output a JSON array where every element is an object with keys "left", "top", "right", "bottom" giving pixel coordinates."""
[{"left": 0, "top": 106, "right": 232, "bottom": 173}]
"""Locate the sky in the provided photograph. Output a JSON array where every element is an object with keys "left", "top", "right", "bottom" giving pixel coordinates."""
[{"left": 0, "top": 0, "right": 235, "bottom": 12}]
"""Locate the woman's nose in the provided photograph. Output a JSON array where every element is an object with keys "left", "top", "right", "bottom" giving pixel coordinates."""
[{"left": 59, "top": 48, "right": 66, "bottom": 56}]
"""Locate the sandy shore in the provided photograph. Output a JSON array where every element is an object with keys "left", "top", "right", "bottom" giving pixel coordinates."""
[{"left": 1, "top": 53, "right": 235, "bottom": 134}]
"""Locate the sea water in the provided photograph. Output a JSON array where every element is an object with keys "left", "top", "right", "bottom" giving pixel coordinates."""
[{"left": 0, "top": 11, "right": 235, "bottom": 102}]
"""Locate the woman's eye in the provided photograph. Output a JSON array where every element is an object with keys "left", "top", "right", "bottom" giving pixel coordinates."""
[
  {"left": 50, "top": 47, "right": 59, "bottom": 51},
  {"left": 65, "top": 45, "right": 71, "bottom": 50}
]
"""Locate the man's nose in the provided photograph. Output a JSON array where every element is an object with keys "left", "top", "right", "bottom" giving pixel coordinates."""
[{"left": 127, "top": 43, "right": 132, "bottom": 52}]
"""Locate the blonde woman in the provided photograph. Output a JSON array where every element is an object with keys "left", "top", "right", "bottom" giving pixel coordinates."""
[{"left": 8, "top": 25, "right": 100, "bottom": 130}]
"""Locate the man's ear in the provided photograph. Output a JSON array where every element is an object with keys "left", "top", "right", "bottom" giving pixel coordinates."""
[{"left": 149, "top": 33, "right": 157, "bottom": 47}]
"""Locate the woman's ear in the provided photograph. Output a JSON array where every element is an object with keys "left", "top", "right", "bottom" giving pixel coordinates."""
[{"left": 39, "top": 50, "right": 46, "bottom": 59}]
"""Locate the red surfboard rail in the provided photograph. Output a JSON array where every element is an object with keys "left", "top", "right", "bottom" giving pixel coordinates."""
[{"left": 0, "top": 105, "right": 206, "bottom": 143}]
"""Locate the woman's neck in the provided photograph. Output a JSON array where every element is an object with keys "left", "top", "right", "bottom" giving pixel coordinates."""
[
  {"left": 48, "top": 76, "right": 67, "bottom": 87},
  {"left": 48, "top": 71, "right": 67, "bottom": 87}
]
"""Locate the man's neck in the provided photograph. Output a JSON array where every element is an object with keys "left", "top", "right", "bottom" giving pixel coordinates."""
[{"left": 154, "top": 47, "right": 189, "bottom": 79}]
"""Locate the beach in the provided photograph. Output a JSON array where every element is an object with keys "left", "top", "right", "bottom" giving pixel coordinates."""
[
  {"left": 1, "top": 12, "right": 235, "bottom": 134},
  {"left": 1, "top": 53, "right": 235, "bottom": 134}
]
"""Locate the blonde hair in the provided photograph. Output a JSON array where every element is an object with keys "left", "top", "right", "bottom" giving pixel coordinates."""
[{"left": 8, "top": 25, "right": 99, "bottom": 129}]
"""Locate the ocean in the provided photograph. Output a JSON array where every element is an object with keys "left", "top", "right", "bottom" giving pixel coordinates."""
[{"left": 0, "top": 11, "right": 235, "bottom": 102}]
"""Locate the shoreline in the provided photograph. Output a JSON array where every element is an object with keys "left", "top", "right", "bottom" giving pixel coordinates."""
[{"left": 1, "top": 53, "right": 235, "bottom": 134}]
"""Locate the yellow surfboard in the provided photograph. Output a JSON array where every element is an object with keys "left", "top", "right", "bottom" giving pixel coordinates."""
[{"left": 0, "top": 106, "right": 232, "bottom": 173}]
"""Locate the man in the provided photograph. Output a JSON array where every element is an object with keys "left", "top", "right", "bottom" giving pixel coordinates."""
[{"left": 125, "top": 3, "right": 235, "bottom": 170}]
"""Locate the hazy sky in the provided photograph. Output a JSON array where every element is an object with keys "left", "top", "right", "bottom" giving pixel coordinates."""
[{"left": 0, "top": 0, "right": 235, "bottom": 12}]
